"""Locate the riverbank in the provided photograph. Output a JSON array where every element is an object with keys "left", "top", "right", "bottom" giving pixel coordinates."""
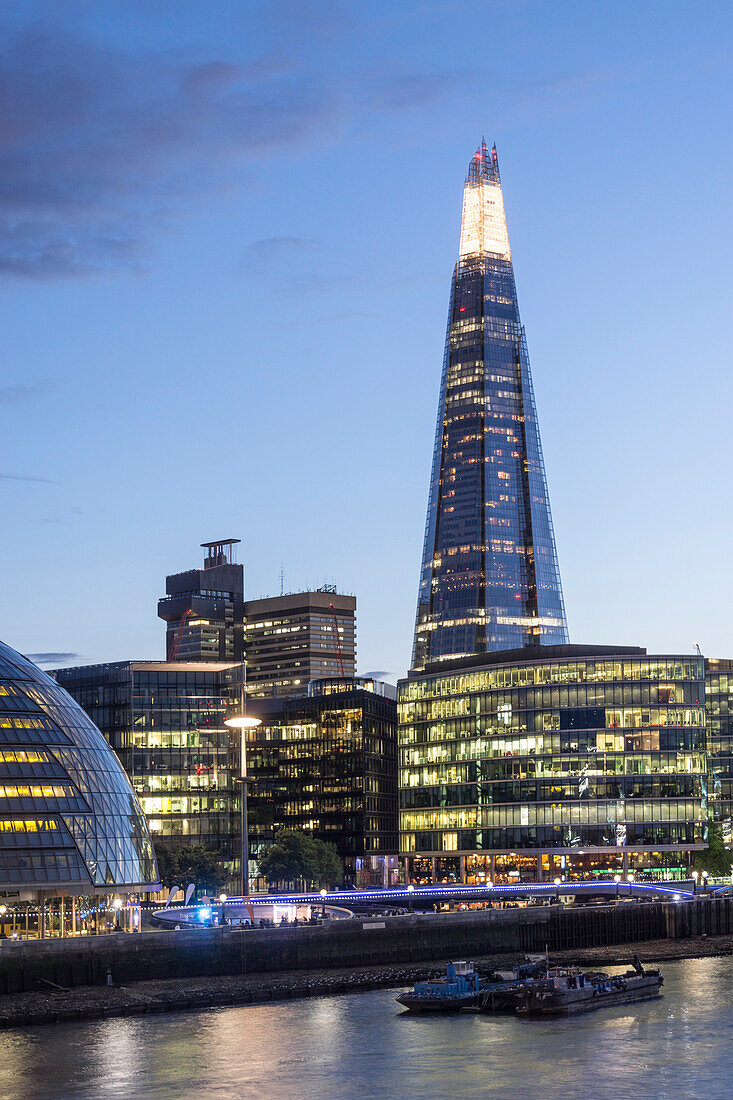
[{"left": 2, "top": 932, "right": 733, "bottom": 1029}]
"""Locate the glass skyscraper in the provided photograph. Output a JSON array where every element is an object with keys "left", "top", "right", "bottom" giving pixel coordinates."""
[{"left": 412, "top": 142, "right": 568, "bottom": 671}]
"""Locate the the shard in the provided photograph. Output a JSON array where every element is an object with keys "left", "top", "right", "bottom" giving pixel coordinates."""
[{"left": 412, "top": 142, "right": 568, "bottom": 670}]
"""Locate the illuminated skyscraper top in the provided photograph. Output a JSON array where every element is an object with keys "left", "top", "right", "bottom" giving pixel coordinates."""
[{"left": 412, "top": 141, "right": 568, "bottom": 671}]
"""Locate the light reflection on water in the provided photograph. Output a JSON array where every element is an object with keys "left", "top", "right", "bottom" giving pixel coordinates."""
[{"left": 0, "top": 957, "right": 732, "bottom": 1100}]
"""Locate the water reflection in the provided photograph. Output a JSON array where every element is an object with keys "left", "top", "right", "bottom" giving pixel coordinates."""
[{"left": 0, "top": 958, "right": 731, "bottom": 1099}]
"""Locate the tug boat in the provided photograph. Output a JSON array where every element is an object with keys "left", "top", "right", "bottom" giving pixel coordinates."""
[
  {"left": 396, "top": 961, "right": 483, "bottom": 1012},
  {"left": 512, "top": 956, "right": 663, "bottom": 1015}
]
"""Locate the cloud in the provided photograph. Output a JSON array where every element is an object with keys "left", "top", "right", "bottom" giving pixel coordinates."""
[
  {"left": 366, "top": 72, "right": 458, "bottom": 112},
  {"left": 0, "top": 28, "right": 344, "bottom": 280},
  {"left": 0, "top": 472, "right": 56, "bottom": 483},
  {"left": 0, "top": 378, "right": 60, "bottom": 402},
  {"left": 0, "top": 14, "right": 465, "bottom": 282},
  {"left": 26, "top": 651, "right": 81, "bottom": 666},
  {"left": 244, "top": 236, "right": 318, "bottom": 266}
]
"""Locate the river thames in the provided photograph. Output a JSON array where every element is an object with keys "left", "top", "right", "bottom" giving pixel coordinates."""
[{"left": 0, "top": 956, "right": 731, "bottom": 1099}]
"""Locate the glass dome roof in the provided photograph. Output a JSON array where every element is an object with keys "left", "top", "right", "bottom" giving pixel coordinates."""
[{"left": 0, "top": 640, "right": 159, "bottom": 892}]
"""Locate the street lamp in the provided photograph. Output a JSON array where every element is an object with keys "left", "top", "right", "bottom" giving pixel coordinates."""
[
  {"left": 112, "top": 898, "right": 123, "bottom": 932},
  {"left": 320, "top": 888, "right": 327, "bottom": 919},
  {"left": 614, "top": 873, "right": 621, "bottom": 901},
  {"left": 224, "top": 648, "right": 262, "bottom": 900},
  {"left": 407, "top": 884, "right": 415, "bottom": 912},
  {"left": 702, "top": 870, "right": 709, "bottom": 894},
  {"left": 224, "top": 714, "right": 261, "bottom": 899},
  {"left": 691, "top": 870, "right": 699, "bottom": 896}
]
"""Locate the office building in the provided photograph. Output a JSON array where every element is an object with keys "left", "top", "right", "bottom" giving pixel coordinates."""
[
  {"left": 158, "top": 539, "right": 245, "bottom": 663},
  {"left": 244, "top": 588, "right": 356, "bottom": 698},
  {"left": 412, "top": 142, "right": 567, "bottom": 672},
  {"left": 54, "top": 660, "right": 241, "bottom": 887},
  {"left": 705, "top": 658, "right": 733, "bottom": 838},
  {"left": 399, "top": 645, "right": 707, "bottom": 884},
  {"left": 0, "top": 640, "right": 159, "bottom": 935},
  {"left": 247, "top": 677, "right": 398, "bottom": 886},
  {"left": 158, "top": 542, "right": 356, "bottom": 699}
]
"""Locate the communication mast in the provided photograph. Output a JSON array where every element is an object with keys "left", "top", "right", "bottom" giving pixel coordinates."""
[{"left": 329, "top": 602, "right": 346, "bottom": 678}]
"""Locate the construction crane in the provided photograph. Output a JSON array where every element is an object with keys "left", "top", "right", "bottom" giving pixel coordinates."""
[
  {"left": 328, "top": 602, "right": 346, "bottom": 678},
  {"left": 168, "top": 608, "right": 194, "bottom": 661}
]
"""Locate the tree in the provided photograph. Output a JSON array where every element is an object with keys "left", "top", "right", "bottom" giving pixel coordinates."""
[
  {"left": 153, "top": 842, "right": 229, "bottom": 896},
  {"left": 154, "top": 845, "right": 180, "bottom": 889},
  {"left": 695, "top": 820, "right": 733, "bottom": 878},
  {"left": 257, "top": 831, "right": 343, "bottom": 890},
  {"left": 176, "top": 845, "right": 230, "bottom": 895}
]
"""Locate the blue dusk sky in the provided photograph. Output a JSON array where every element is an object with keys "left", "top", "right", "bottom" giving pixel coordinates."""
[{"left": 1, "top": 0, "right": 731, "bottom": 680}]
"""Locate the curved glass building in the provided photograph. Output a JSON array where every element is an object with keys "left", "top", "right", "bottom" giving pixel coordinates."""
[
  {"left": 0, "top": 640, "right": 158, "bottom": 895},
  {"left": 399, "top": 645, "right": 707, "bottom": 883}
]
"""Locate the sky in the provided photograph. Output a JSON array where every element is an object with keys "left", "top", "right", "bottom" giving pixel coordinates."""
[{"left": 1, "top": 0, "right": 731, "bottom": 681}]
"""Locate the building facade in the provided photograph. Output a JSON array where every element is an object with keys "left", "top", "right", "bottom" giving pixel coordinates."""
[
  {"left": 158, "top": 539, "right": 245, "bottom": 663},
  {"left": 244, "top": 589, "right": 356, "bottom": 698},
  {"left": 705, "top": 658, "right": 733, "bottom": 839},
  {"left": 54, "top": 661, "right": 241, "bottom": 885},
  {"left": 399, "top": 646, "right": 707, "bottom": 883},
  {"left": 247, "top": 678, "right": 398, "bottom": 886},
  {"left": 159, "top": 542, "right": 356, "bottom": 700},
  {"left": 412, "top": 142, "right": 567, "bottom": 672}
]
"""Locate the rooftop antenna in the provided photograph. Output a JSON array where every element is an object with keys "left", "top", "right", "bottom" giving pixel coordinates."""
[
  {"left": 279, "top": 563, "right": 285, "bottom": 597},
  {"left": 694, "top": 643, "right": 703, "bottom": 657}
]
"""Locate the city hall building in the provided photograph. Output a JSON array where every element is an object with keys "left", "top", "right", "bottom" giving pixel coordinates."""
[{"left": 398, "top": 645, "right": 707, "bottom": 884}]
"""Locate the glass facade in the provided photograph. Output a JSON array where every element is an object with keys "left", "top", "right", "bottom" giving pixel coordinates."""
[
  {"left": 705, "top": 658, "right": 733, "bottom": 838},
  {"left": 412, "top": 142, "right": 567, "bottom": 671},
  {"left": 0, "top": 641, "right": 158, "bottom": 891},
  {"left": 399, "top": 646, "right": 707, "bottom": 881},
  {"left": 55, "top": 661, "right": 239, "bottom": 884},
  {"left": 247, "top": 680, "right": 398, "bottom": 885}
]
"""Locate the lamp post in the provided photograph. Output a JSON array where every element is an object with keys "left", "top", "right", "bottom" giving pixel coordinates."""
[
  {"left": 691, "top": 869, "right": 699, "bottom": 896},
  {"left": 702, "top": 870, "right": 709, "bottom": 894},
  {"left": 224, "top": 657, "right": 261, "bottom": 899},
  {"left": 320, "top": 888, "right": 327, "bottom": 919},
  {"left": 614, "top": 873, "right": 621, "bottom": 901},
  {"left": 407, "top": 883, "right": 414, "bottom": 912},
  {"left": 112, "top": 898, "right": 122, "bottom": 932}
]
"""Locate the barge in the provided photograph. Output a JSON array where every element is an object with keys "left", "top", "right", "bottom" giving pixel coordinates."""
[{"left": 511, "top": 956, "right": 663, "bottom": 1016}]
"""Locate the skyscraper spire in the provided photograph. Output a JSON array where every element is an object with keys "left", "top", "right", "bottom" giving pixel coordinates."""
[{"left": 411, "top": 142, "right": 568, "bottom": 671}]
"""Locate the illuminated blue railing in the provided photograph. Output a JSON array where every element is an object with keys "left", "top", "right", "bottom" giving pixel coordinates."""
[{"left": 217, "top": 879, "right": 694, "bottom": 906}]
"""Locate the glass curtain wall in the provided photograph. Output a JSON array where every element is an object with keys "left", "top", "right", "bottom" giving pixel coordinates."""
[{"left": 413, "top": 142, "right": 567, "bottom": 671}]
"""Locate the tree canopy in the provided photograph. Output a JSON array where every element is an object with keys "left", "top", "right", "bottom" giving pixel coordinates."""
[
  {"left": 154, "top": 843, "right": 229, "bottom": 896},
  {"left": 695, "top": 820, "right": 733, "bottom": 878},
  {"left": 257, "top": 831, "right": 343, "bottom": 890}
]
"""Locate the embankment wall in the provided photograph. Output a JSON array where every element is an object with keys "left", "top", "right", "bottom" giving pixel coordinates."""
[{"left": 0, "top": 900, "right": 686, "bottom": 994}]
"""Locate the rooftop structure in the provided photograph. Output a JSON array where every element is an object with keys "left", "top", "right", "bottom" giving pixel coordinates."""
[{"left": 158, "top": 539, "right": 245, "bottom": 663}]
